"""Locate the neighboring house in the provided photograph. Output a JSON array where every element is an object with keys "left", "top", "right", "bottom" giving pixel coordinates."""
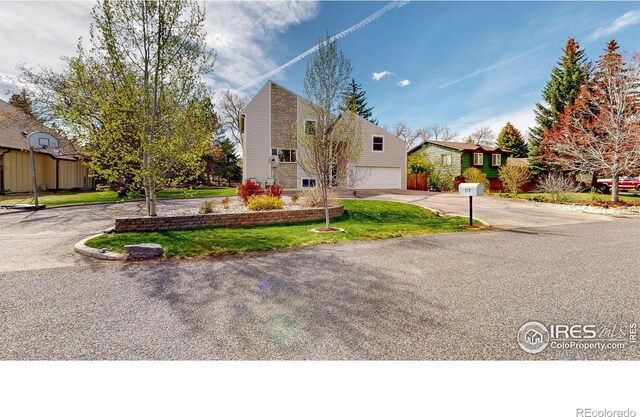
[
  {"left": 408, "top": 140, "right": 511, "bottom": 190},
  {"left": 240, "top": 80, "right": 407, "bottom": 190},
  {"left": 0, "top": 99, "right": 91, "bottom": 194}
]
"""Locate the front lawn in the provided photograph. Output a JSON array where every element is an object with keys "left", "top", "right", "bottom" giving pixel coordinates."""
[
  {"left": 0, "top": 187, "right": 236, "bottom": 208},
  {"left": 85, "top": 200, "right": 472, "bottom": 258},
  {"left": 495, "top": 192, "right": 640, "bottom": 205}
]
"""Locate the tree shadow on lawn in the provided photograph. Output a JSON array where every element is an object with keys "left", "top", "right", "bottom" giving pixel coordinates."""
[{"left": 120, "top": 242, "right": 449, "bottom": 360}]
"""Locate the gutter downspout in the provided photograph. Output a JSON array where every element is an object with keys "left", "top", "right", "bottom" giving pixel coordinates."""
[
  {"left": 55, "top": 159, "right": 59, "bottom": 191},
  {"left": 0, "top": 149, "right": 10, "bottom": 194}
]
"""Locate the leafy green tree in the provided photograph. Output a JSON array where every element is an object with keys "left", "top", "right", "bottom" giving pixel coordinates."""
[
  {"left": 529, "top": 38, "right": 589, "bottom": 175},
  {"left": 497, "top": 122, "right": 528, "bottom": 157},
  {"left": 340, "top": 78, "right": 377, "bottom": 124}
]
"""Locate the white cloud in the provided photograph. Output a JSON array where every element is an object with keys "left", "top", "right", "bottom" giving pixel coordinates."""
[
  {"left": 455, "top": 105, "right": 536, "bottom": 140},
  {"left": 398, "top": 79, "right": 410, "bottom": 87},
  {"left": 372, "top": 71, "right": 395, "bottom": 80},
  {"left": 237, "top": 1, "right": 408, "bottom": 91},
  {"left": 587, "top": 10, "right": 640, "bottom": 41}
]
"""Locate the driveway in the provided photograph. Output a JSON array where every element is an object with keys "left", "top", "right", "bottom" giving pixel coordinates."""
[
  {"left": 0, "top": 193, "right": 637, "bottom": 359},
  {"left": 341, "top": 189, "right": 623, "bottom": 229}
]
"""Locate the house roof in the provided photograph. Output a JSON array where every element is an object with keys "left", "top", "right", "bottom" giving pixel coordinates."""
[
  {"left": 408, "top": 140, "right": 512, "bottom": 155},
  {"left": 0, "top": 99, "right": 81, "bottom": 160}
]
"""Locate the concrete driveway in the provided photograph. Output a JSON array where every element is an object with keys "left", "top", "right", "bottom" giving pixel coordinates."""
[{"left": 341, "top": 189, "right": 623, "bottom": 229}]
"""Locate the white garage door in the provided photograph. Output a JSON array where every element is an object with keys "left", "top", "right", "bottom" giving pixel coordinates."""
[{"left": 354, "top": 167, "right": 401, "bottom": 189}]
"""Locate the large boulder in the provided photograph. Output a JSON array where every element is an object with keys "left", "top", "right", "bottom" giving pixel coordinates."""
[{"left": 124, "top": 243, "right": 164, "bottom": 260}]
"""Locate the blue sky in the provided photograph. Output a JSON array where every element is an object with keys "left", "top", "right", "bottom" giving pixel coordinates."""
[{"left": 1, "top": 1, "right": 639, "bottom": 138}]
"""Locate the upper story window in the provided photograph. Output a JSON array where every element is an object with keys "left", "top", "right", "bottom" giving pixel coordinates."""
[
  {"left": 441, "top": 154, "right": 452, "bottom": 166},
  {"left": 473, "top": 152, "right": 484, "bottom": 166},
  {"left": 372, "top": 135, "right": 384, "bottom": 152},
  {"left": 304, "top": 120, "right": 317, "bottom": 136},
  {"left": 271, "top": 148, "right": 297, "bottom": 163},
  {"left": 491, "top": 153, "right": 502, "bottom": 166}
]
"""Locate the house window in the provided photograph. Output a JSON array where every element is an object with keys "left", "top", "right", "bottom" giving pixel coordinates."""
[
  {"left": 441, "top": 154, "right": 452, "bottom": 166},
  {"left": 491, "top": 153, "right": 502, "bottom": 166},
  {"left": 304, "top": 119, "right": 317, "bottom": 135},
  {"left": 271, "top": 148, "right": 297, "bottom": 163},
  {"left": 372, "top": 135, "right": 384, "bottom": 152},
  {"left": 302, "top": 178, "right": 316, "bottom": 188},
  {"left": 473, "top": 152, "right": 484, "bottom": 166}
]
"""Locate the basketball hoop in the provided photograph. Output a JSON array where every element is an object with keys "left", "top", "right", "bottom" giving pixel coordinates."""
[{"left": 25, "top": 132, "right": 60, "bottom": 209}]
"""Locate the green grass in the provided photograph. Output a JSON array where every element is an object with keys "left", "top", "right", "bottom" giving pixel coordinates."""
[
  {"left": 85, "top": 199, "right": 471, "bottom": 258},
  {"left": 495, "top": 192, "right": 640, "bottom": 204},
  {"left": 0, "top": 187, "right": 236, "bottom": 208}
]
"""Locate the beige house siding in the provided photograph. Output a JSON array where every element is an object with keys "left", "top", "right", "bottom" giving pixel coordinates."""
[
  {"left": 354, "top": 117, "right": 407, "bottom": 189},
  {"left": 242, "top": 82, "right": 271, "bottom": 185},
  {"left": 1, "top": 148, "right": 89, "bottom": 193},
  {"left": 417, "top": 145, "right": 462, "bottom": 176}
]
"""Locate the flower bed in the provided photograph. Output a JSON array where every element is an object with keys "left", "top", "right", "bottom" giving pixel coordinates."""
[{"left": 114, "top": 204, "right": 344, "bottom": 232}]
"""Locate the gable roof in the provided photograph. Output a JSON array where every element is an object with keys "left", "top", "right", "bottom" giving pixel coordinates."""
[
  {"left": 0, "top": 99, "right": 81, "bottom": 160},
  {"left": 408, "top": 140, "right": 512, "bottom": 155}
]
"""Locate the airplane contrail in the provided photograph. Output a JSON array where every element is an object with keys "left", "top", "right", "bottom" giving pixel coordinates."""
[{"left": 238, "top": 0, "right": 409, "bottom": 91}]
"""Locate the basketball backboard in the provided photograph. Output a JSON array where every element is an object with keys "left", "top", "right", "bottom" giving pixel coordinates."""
[{"left": 26, "top": 131, "right": 60, "bottom": 149}]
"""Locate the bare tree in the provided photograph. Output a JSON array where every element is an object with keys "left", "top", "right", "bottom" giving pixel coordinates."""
[
  {"left": 544, "top": 42, "right": 640, "bottom": 202},
  {"left": 466, "top": 126, "right": 496, "bottom": 147},
  {"left": 393, "top": 122, "right": 420, "bottom": 149},
  {"left": 296, "top": 35, "right": 361, "bottom": 230},
  {"left": 419, "top": 124, "right": 457, "bottom": 141},
  {"left": 220, "top": 89, "right": 246, "bottom": 150}
]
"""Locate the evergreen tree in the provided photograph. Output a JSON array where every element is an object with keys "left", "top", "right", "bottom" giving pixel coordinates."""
[
  {"left": 340, "top": 78, "right": 377, "bottom": 124},
  {"left": 529, "top": 38, "right": 589, "bottom": 174},
  {"left": 211, "top": 137, "right": 242, "bottom": 186},
  {"left": 497, "top": 122, "right": 528, "bottom": 157}
]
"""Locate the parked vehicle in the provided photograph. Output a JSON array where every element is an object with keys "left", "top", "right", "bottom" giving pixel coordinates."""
[{"left": 596, "top": 176, "right": 640, "bottom": 193}]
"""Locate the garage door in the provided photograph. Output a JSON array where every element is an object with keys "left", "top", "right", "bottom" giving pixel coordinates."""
[{"left": 353, "top": 167, "right": 401, "bottom": 189}]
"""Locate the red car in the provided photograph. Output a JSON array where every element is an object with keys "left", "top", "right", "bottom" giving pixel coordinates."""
[{"left": 596, "top": 176, "right": 640, "bottom": 193}]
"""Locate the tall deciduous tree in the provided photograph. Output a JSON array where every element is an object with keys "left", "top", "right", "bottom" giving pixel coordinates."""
[
  {"left": 220, "top": 89, "right": 247, "bottom": 150},
  {"left": 544, "top": 41, "right": 640, "bottom": 202},
  {"left": 340, "top": 78, "right": 377, "bottom": 124},
  {"left": 497, "top": 122, "right": 528, "bottom": 157},
  {"left": 529, "top": 38, "right": 589, "bottom": 175},
  {"left": 466, "top": 126, "right": 495, "bottom": 147},
  {"left": 297, "top": 35, "right": 361, "bottom": 229}
]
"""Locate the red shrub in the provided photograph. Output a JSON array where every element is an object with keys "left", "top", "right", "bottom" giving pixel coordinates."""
[
  {"left": 237, "top": 179, "right": 264, "bottom": 204},
  {"left": 265, "top": 184, "right": 284, "bottom": 199}
]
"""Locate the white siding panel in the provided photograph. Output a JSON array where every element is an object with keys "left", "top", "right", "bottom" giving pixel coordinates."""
[
  {"left": 355, "top": 117, "right": 407, "bottom": 189},
  {"left": 243, "top": 82, "right": 271, "bottom": 184},
  {"left": 354, "top": 167, "right": 401, "bottom": 189}
]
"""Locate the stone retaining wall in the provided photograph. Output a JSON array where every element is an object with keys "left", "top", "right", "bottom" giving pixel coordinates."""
[{"left": 115, "top": 205, "right": 344, "bottom": 232}]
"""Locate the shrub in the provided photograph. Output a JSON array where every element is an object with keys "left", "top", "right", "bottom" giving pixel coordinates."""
[
  {"left": 199, "top": 199, "right": 216, "bottom": 214},
  {"left": 265, "top": 184, "right": 284, "bottom": 198},
  {"left": 298, "top": 187, "right": 338, "bottom": 208},
  {"left": 536, "top": 173, "right": 580, "bottom": 202},
  {"left": 498, "top": 165, "right": 531, "bottom": 195},
  {"left": 237, "top": 179, "right": 264, "bottom": 204},
  {"left": 246, "top": 195, "right": 284, "bottom": 211},
  {"left": 221, "top": 196, "right": 230, "bottom": 209},
  {"left": 462, "top": 167, "right": 490, "bottom": 192},
  {"left": 291, "top": 193, "right": 299, "bottom": 203},
  {"left": 407, "top": 153, "right": 429, "bottom": 174}
]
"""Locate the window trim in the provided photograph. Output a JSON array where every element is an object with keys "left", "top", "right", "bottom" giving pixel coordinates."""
[
  {"left": 301, "top": 178, "right": 316, "bottom": 188},
  {"left": 491, "top": 153, "right": 502, "bottom": 167},
  {"left": 441, "top": 154, "right": 452, "bottom": 166},
  {"left": 271, "top": 147, "right": 297, "bottom": 163},
  {"left": 372, "top": 135, "right": 384, "bottom": 152},
  {"left": 304, "top": 119, "right": 317, "bottom": 136},
  {"left": 473, "top": 152, "right": 484, "bottom": 166}
]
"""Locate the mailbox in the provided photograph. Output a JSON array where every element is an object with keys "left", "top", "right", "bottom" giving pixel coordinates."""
[{"left": 459, "top": 183, "right": 484, "bottom": 197}]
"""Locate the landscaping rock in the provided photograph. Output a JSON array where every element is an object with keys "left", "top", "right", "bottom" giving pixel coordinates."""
[{"left": 124, "top": 243, "right": 164, "bottom": 260}]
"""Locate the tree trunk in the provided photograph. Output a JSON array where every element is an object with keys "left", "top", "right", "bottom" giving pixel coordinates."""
[
  {"left": 323, "top": 184, "right": 330, "bottom": 229},
  {"left": 611, "top": 174, "right": 619, "bottom": 203}
]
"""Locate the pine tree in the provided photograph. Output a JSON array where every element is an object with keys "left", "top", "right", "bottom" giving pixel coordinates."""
[
  {"left": 529, "top": 38, "right": 589, "bottom": 174},
  {"left": 340, "top": 78, "right": 377, "bottom": 124},
  {"left": 497, "top": 122, "right": 528, "bottom": 157}
]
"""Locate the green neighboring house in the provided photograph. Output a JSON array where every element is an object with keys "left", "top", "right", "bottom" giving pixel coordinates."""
[{"left": 408, "top": 140, "right": 512, "bottom": 190}]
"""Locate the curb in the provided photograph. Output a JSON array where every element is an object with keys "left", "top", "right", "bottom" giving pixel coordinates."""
[{"left": 74, "top": 233, "right": 125, "bottom": 261}]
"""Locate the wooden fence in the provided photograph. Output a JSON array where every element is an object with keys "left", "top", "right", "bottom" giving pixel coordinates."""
[{"left": 407, "top": 173, "right": 428, "bottom": 191}]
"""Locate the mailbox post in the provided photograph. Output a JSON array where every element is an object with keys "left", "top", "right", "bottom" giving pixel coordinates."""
[{"left": 458, "top": 183, "right": 484, "bottom": 226}]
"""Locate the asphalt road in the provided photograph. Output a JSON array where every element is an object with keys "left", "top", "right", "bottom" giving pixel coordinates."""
[{"left": 0, "top": 193, "right": 638, "bottom": 359}]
